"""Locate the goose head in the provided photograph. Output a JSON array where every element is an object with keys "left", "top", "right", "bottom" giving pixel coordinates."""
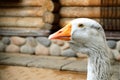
[
  {"left": 49, "top": 18, "right": 107, "bottom": 55},
  {"left": 49, "top": 18, "right": 111, "bottom": 80}
]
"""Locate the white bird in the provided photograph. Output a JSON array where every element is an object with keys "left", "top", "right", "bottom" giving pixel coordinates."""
[{"left": 49, "top": 18, "right": 112, "bottom": 80}]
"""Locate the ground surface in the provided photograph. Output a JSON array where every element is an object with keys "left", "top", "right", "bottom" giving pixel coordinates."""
[
  {"left": 0, "top": 65, "right": 86, "bottom": 80},
  {"left": 0, "top": 53, "right": 119, "bottom": 80}
]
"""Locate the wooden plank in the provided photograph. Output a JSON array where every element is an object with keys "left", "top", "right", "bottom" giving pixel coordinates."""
[
  {"left": 60, "top": 7, "right": 100, "bottom": 18},
  {"left": 60, "top": 0, "right": 101, "bottom": 6},
  {"left": 0, "top": 0, "right": 46, "bottom": 7},
  {"left": 0, "top": 23, "right": 52, "bottom": 30},
  {"left": 105, "top": 31, "right": 120, "bottom": 40},
  {"left": 60, "top": 0, "right": 120, "bottom": 6},
  {"left": 59, "top": 18, "right": 100, "bottom": 27},
  {"left": 60, "top": 7, "right": 120, "bottom": 18},
  {"left": 0, "top": 7, "right": 47, "bottom": 17},
  {"left": 42, "top": 12, "right": 60, "bottom": 24},
  {"left": 100, "top": 7, "right": 120, "bottom": 18},
  {"left": 0, "top": 29, "right": 50, "bottom": 36},
  {"left": 0, "top": 0, "right": 54, "bottom": 12},
  {"left": 59, "top": 18, "right": 120, "bottom": 31},
  {"left": 0, "top": 27, "right": 46, "bottom": 30},
  {"left": 101, "top": 19, "right": 120, "bottom": 31},
  {"left": 0, "top": 17, "right": 45, "bottom": 28},
  {"left": 59, "top": 18, "right": 75, "bottom": 27},
  {"left": 42, "top": 0, "right": 54, "bottom": 12},
  {"left": 42, "top": 11, "right": 54, "bottom": 24}
]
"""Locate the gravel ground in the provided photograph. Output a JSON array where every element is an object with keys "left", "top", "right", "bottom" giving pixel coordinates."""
[{"left": 0, "top": 65, "right": 86, "bottom": 80}]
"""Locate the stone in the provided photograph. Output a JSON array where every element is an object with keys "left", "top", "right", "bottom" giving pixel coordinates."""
[
  {"left": 20, "top": 43, "right": 35, "bottom": 54},
  {"left": 62, "top": 59, "right": 87, "bottom": 72},
  {"left": 112, "top": 63, "right": 120, "bottom": 73},
  {"left": 107, "top": 40, "right": 116, "bottom": 49},
  {"left": 111, "top": 63, "right": 120, "bottom": 80},
  {"left": 52, "top": 40, "right": 65, "bottom": 46},
  {"left": 58, "top": 41, "right": 65, "bottom": 46},
  {"left": 51, "top": 40, "right": 57, "bottom": 44},
  {"left": 55, "top": 40, "right": 64, "bottom": 46},
  {"left": 35, "top": 43, "right": 49, "bottom": 55},
  {"left": 50, "top": 43, "right": 61, "bottom": 56},
  {"left": 61, "top": 42, "right": 70, "bottom": 50},
  {"left": 28, "top": 58, "right": 72, "bottom": 70},
  {"left": 0, "top": 53, "right": 9, "bottom": 60},
  {"left": 0, "top": 56, "right": 37, "bottom": 66},
  {"left": 65, "top": 57, "right": 77, "bottom": 60},
  {"left": 116, "top": 55, "right": 120, "bottom": 61},
  {"left": 20, "top": 37, "right": 37, "bottom": 54},
  {"left": 76, "top": 53, "right": 87, "bottom": 58},
  {"left": 36, "top": 37, "right": 51, "bottom": 47},
  {"left": 38, "top": 55, "right": 65, "bottom": 60},
  {"left": 116, "top": 41, "right": 120, "bottom": 52},
  {"left": 1, "top": 37, "right": 10, "bottom": 45},
  {"left": 61, "top": 48, "right": 77, "bottom": 57},
  {"left": 6, "top": 44, "right": 20, "bottom": 53},
  {"left": 111, "top": 49, "right": 120, "bottom": 61},
  {"left": 0, "top": 41, "right": 5, "bottom": 52},
  {"left": 26, "top": 37, "right": 37, "bottom": 47},
  {"left": 111, "top": 72, "right": 119, "bottom": 80},
  {"left": 10, "top": 36, "right": 26, "bottom": 46}
]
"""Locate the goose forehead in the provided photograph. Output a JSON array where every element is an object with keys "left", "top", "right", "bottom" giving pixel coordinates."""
[{"left": 71, "top": 18, "right": 101, "bottom": 27}]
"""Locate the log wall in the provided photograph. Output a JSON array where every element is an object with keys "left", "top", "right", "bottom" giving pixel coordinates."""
[
  {"left": 59, "top": 0, "right": 120, "bottom": 6},
  {"left": 0, "top": 7, "right": 47, "bottom": 17},
  {"left": 0, "top": 0, "right": 119, "bottom": 56},
  {"left": 0, "top": 0, "right": 60, "bottom": 36},
  {"left": 0, "top": 0, "right": 119, "bottom": 39},
  {"left": 59, "top": 0, "right": 120, "bottom": 31}
]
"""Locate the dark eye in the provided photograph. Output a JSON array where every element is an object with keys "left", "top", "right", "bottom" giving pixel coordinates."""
[
  {"left": 78, "top": 24, "right": 84, "bottom": 28},
  {"left": 97, "top": 27, "right": 101, "bottom": 30}
]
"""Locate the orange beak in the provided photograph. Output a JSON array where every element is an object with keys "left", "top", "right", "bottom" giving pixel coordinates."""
[{"left": 49, "top": 23, "right": 72, "bottom": 41}]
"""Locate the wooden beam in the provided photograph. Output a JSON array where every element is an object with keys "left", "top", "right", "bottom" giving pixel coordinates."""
[
  {"left": 0, "top": 7, "right": 47, "bottom": 17},
  {"left": 60, "top": 7, "right": 120, "bottom": 18},
  {"left": 0, "top": 0, "right": 46, "bottom": 7},
  {"left": 0, "top": 17, "right": 45, "bottom": 28},
  {"left": 59, "top": 0, "right": 119, "bottom": 6},
  {"left": 59, "top": 18, "right": 100, "bottom": 27},
  {"left": 105, "top": 31, "right": 120, "bottom": 40},
  {"left": 0, "top": 29, "right": 50, "bottom": 37}
]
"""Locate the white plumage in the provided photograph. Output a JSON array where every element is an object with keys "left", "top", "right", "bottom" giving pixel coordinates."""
[{"left": 49, "top": 18, "right": 112, "bottom": 80}]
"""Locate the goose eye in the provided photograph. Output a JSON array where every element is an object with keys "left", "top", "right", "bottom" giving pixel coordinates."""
[{"left": 78, "top": 24, "right": 84, "bottom": 28}]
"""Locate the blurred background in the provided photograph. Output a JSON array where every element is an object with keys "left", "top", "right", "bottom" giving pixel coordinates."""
[
  {"left": 0, "top": 0, "right": 119, "bottom": 39},
  {"left": 0, "top": 0, "right": 119, "bottom": 80}
]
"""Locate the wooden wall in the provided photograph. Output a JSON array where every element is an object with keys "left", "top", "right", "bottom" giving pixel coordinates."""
[
  {"left": 0, "top": 0, "right": 60, "bottom": 36},
  {"left": 59, "top": 0, "right": 120, "bottom": 31},
  {"left": 0, "top": 0, "right": 119, "bottom": 39}
]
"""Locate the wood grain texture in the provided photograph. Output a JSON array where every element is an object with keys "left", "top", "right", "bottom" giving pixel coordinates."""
[
  {"left": 60, "top": 7, "right": 100, "bottom": 18},
  {"left": 0, "top": 29, "right": 50, "bottom": 36},
  {"left": 0, "top": 0, "right": 44, "bottom": 7},
  {"left": 60, "top": 7, "right": 120, "bottom": 18},
  {"left": 59, "top": 0, "right": 120, "bottom": 6},
  {"left": 0, "top": 17, "right": 45, "bottom": 28},
  {"left": 43, "top": 11, "right": 54, "bottom": 24},
  {"left": 0, "top": 7, "right": 47, "bottom": 17},
  {"left": 0, "top": 0, "right": 54, "bottom": 12},
  {"left": 59, "top": 18, "right": 100, "bottom": 27}
]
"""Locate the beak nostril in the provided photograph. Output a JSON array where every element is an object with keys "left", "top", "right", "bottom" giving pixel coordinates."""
[{"left": 58, "top": 31, "right": 62, "bottom": 33}]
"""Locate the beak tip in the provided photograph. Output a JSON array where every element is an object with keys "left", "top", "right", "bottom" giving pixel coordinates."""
[
  {"left": 48, "top": 34, "right": 55, "bottom": 40},
  {"left": 48, "top": 35, "right": 52, "bottom": 40}
]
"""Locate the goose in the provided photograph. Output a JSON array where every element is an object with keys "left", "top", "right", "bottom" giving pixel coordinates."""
[{"left": 49, "top": 18, "right": 112, "bottom": 80}]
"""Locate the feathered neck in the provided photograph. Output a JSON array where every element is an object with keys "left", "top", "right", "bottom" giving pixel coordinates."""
[
  {"left": 87, "top": 45, "right": 111, "bottom": 80},
  {"left": 69, "top": 41, "right": 111, "bottom": 80}
]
